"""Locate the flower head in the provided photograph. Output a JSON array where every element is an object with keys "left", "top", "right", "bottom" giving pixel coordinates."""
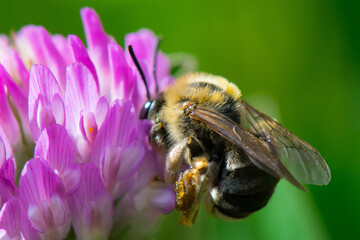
[{"left": 0, "top": 7, "right": 175, "bottom": 239}]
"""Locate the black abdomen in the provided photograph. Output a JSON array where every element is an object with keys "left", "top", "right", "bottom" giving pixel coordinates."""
[{"left": 210, "top": 166, "right": 279, "bottom": 219}]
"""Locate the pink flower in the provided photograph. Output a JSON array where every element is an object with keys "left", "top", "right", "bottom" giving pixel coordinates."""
[{"left": 0, "top": 7, "right": 175, "bottom": 239}]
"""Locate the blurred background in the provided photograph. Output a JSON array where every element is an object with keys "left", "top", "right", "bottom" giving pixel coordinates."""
[{"left": 1, "top": 0, "right": 359, "bottom": 239}]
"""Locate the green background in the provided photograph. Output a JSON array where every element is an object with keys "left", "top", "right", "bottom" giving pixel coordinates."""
[{"left": 1, "top": 0, "right": 359, "bottom": 239}]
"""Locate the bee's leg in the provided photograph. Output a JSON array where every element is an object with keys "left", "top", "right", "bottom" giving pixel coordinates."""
[
  {"left": 165, "top": 137, "right": 205, "bottom": 183},
  {"left": 164, "top": 138, "right": 189, "bottom": 183},
  {"left": 149, "top": 122, "right": 168, "bottom": 151},
  {"left": 175, "top": 160, "right": 209, "bottom": 226},
  {"left": 174, "top": 138, "right": 210, "bottom": 225}
]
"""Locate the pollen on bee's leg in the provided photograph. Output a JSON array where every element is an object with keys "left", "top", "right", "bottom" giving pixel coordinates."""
[
  {"left": 175, "top": 168, "right": 200, "bottom": 226},
  {"left": 193, "top": 156, "right": 208, "bottom": 175}
]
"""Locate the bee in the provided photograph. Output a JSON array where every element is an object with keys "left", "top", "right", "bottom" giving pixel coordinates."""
[{"left": 128, "top": 45, "right": 331, "bottom": 226}]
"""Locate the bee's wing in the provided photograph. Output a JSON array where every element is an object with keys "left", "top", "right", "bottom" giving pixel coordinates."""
[
  {"left": 188, "top": 107, "right": 307, "bottom": 191},
  {"left": 239, "top": 101, "right": 331, "bottom": 186}
]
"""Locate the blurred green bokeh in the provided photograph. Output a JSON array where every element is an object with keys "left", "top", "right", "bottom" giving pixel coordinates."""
[{"left": 1, "top": 0, "right": 359, "bottom": 239}]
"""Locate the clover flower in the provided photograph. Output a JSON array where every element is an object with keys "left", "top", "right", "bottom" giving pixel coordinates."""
[{"left": 0, "top": 7, "right": 175, "bottom": 239}]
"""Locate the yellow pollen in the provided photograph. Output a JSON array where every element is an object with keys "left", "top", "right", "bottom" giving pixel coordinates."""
[{"left": 89, "top": 127, "right": 94, "bottom": 133}]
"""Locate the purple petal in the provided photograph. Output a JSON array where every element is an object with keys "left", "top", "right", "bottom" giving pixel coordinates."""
[
  {"left": 60, "top": 168, "right": 81, "bottom": 195},
  {"left": 91, "top": 100, "right": 144, "bottom": 197},
  {"left": 35, "top": 125, "right": 76, "bottom": 172},
  {"left": 125, "top": 29, "right": 173, "bottom": 110},
  {"left": 108, "top": 43, "right": 135, "bottom": 101},
  {"left": 19, "top": 158, "right": 70, "bottom": 239},
  {"left": 125, "top": 29, "right": 157, "bottom": 93},
  {"left": 68, "top": 163, "right": 113, "bottom": 240},
  {"left": 0, "top": 158, "right": 16, "bottom": 184},
  {"left": 83, "top": 112, "right": 98, "bottom": 144},
  {"left": 0, "top": 49, "right": 30, "bottom": 91},
  {"left": 14, "top": 26, "right": 67, "bottom": 92},
  {"left": 28, "top": 65, "right": 64, "bottom": 141},
  {"left": 0, "top": 123, "right": 13, "bottom": 159},
  {"left": 116, "top": 141, "right": 144, "bottom": 181},
  {"left": 0, "top": 199, "right": 21, "bottom": 239},
  {"left": 91, "top": 100, "right": 138, "bottom": 167},
  {"left": 0, "top": 177, "right": 17, "bottom": 207},
  {"left": 52, "top": 34, "right": 73, "bottom": 66},
  {"left": 0, "top": 138, "right": 4, "bottom": 166},
  {"left": 125, "top": 29, "right": 172, "bottom": 110},
  {"left": 0, "top": 127, "right": 15, "bottom": 183},
  {"left": 81, "top": 7, "right": 114, "bottom": 97},
  {"left": 64, "top": 62, "right": 99, "bottom": 136},
  {"left": 0, "top": 73, "right": 20, "bottom": 145},
  {"left": 19, "top": 158, "right": 65, "bottom": 207},
  {"left": 34, "top": 125, "right": 80, "bottom": 194},
  {"left": 149, "top": 188, "right": 175, "bottom": 214},
  {"left": 51, "top": 93, "right": 65, "bottom": 126},
  {"left": 95, "top": 96, "right": 109, "bottom": 127},
  {"left": 68, "top": 35, "right": 99, "bottom": 88},
  {"left": 131, "top": 183, "right": 175, "bottom": 218},
  {"left": 0, "top": 65, "right": 29, "bottom": 138}
]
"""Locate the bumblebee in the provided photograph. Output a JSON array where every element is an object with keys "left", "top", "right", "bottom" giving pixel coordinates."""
[{"left": 129, "top": 46, "right": 331, "bottom": 226}]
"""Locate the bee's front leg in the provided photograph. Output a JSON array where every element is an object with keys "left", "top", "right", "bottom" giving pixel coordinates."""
[
  {"left": 164, "top": 138, "right": 190, "bottom": 183},
  {"left": 148, "top": 122, "right": 168, "bottom": 151}
]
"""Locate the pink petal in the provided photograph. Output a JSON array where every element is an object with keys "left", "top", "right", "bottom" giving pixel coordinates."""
[
  {"left": 91, "top": 100, "right": 145, "bottom": 197},
  {"left": 1, "top": 49, "right": 30, "bottom": 91},
  {"left": 116, "top": 141, "right": 144, "bottom": 181},
  {"left": 149, "top": 188, "right": 175, "bottom": 214},
  {"left": 108, "top": 43, "right": 135, "bottom": 101},
  {"left": 0, "top": 138, "right": 5, "bottom": 166},
  {"left": 19, "top": 158, "right": 63, "bottom": 206},
  {"left": 0, "top": 123, "right": 13, "bottom": 159},
  {"left": 0, "top": 199, "right": 21, "bottom": 239},
  {"left": 28, "top": 65, "right": 63, "bottom": 141},
  {"left": 52, "top": 34, "right": 73, "bottom": 66},
  {"left": 125, "top": 29, "right": 158, "bottom": 94},
  {"left": 27, "top": 203, "right": 47, "bottom": 233},
  {"left": 83, "top": 112, "right": 97, "bottom": 144},
  {"left": 91, "top": 100, "right": 138, "bottom": 167},
  {"left": 14, "top": 26, "right": 67, "bottom": 92},
  {"left": 0, "top": 177, "right": 17, "bottom": 207},
  {"left": 68, "top": 35, "right": 99, "bottom": 88},
  {"left": 60, "top": 168, "right": 81, "bottom": 195},
  {"left": 65, "top": 62, "right": 99, "bottom": 136},
  {"left": 34, "top": 124, "right": 80, "bottom": 194},
  {"left": 0, "top": 128, "right": 16, "bottom": 184},
  {"left": 19, "top": 158, "right": 70, "bottom": 239},
  {"left": 0, "top": 65, "right": 29, "bottom": 137},
  {"left": 81, "top": 7, "right": 114, "bottom": 97},
  {"left": 51, "top": 93, "right": 65, "bottom": 126},
  {"left": 95, "top": 96, "right": 109, "bottom": 127},
  {"left": 68, "top": 163, "right": 113, "bottom": 240},
  {"left": 125, "top": 29, "right": 173, "bottom": 110},
  {"left": 0, "top": 74, "right": 20, "bottom": 145},
  {"left": 0, "top": 158, "right": 16, "bottom": 184}
]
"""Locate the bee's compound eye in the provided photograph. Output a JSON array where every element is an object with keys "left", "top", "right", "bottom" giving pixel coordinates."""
[{"left": 140, "top": 101, "right": 153, "bottom": 119}]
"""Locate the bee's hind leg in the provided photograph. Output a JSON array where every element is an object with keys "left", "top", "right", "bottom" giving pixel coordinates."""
[{"left": 166, "top": 137, "right": 210, "bottom": 226}]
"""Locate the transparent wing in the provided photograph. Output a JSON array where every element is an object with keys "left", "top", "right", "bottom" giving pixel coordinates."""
[
  {"left": 187, "top": 106, "right": 307, "bottom": 191},
  {"left": 239, "top": 101, "right": 331, "bottom": 186}
]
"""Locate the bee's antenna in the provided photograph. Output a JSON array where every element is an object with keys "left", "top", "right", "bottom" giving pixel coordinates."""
[
  {"left": 128, "top": 45, "right": 151, "bottom": 100},
  {"left": 153, "top": 37, "right": 162, "bottom": 94}
]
